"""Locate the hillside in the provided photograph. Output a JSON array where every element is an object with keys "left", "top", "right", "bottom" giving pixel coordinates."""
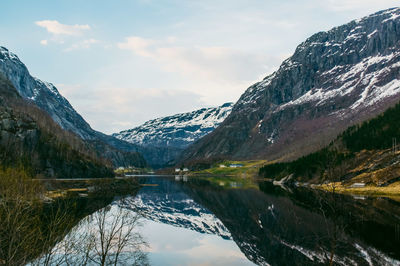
[
  {"left": 0, "top": 47, "right": 146, "bottom": 168},
  {"left": 180, "top": 7, "right": 400, "bottom": 165},
  {"left": 0, "top": 73, "right": 114, "bottom": 178},
  {"left": 259, "top": 101, "right": 400, "bottom": 187},
  {"left": 113, "top": 103, "right": 233, "bottom": 167}
]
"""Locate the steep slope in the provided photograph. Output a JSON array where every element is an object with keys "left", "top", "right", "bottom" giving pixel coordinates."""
[
  {"left": 0, "top": 47, "right": 146, "bottom": 168},
  {"left": 113, "top": 103, "right": 233, "bottom": 167},
  {"left": 0, "top": 73, "right": 114, "bottom": 178},
  {"left": 181, "top": 7, "right": 400, "bottom": 164}
]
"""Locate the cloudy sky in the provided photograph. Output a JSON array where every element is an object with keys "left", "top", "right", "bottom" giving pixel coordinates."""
[{"left": 0, "top": 0, "right": 399, "bottom": 134}]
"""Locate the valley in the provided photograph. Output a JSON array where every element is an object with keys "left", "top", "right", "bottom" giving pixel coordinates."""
[{"left": 0, "top": 6, "right": 400, "bottom": 266}]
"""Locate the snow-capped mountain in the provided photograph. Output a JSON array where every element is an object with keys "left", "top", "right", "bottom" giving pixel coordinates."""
[
  {"left": 0, "top": 47, "right": 146, "bottom": 167},
  {"left": 113, "top": 103, "right": 233, "bottom": 166},
  {"left": 182, "top": 7, "right": 400, "bottom": 163}
]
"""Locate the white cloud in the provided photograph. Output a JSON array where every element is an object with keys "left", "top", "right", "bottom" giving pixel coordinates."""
[
  {"left": 118, "top": 36, "right": 156, "bottom": 57},
  {"left": 40, "top": 39, "right": 48, "bottom": 46},
  {"left": 64, "top": 38, "right": 99, "bottom": 51},
  {"left": 116, "top": 35, "right": 283, "bottom": 108},
  {"left": 118, "top": 36, "right": 279, "bottom": 83},
  {"left": 35, "top": 20, "right": 91, "bottom": 36}
]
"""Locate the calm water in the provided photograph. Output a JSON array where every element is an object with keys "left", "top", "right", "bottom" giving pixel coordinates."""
[{"left": 52, "top": 175, "right": 400, "bottom": 266}]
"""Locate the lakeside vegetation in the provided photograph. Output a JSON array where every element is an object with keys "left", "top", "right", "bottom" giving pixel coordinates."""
[
  {"left": 190, "top": 160, "right": 267, "bottom": 177},
  {"left": 318, "top": 181, "right": 400, "bottom": 200}
]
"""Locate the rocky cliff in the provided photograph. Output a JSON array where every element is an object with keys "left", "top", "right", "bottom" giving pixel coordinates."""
[{"left": 181, "top": 7, "right": 400, "bottom": 164}]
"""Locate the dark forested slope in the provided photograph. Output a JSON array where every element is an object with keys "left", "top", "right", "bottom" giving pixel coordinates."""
[{"left": 0, "top": 74, "right": 114, "bottom": 178}]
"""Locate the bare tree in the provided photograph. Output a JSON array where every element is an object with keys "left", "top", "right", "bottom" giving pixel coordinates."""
[{"left": 0, "top": 168, "right": 45, "bottom": 265}]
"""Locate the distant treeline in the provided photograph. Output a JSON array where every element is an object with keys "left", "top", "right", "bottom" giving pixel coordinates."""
[{"left": 259, "top": 102, "right": 400, "bottom": 180}]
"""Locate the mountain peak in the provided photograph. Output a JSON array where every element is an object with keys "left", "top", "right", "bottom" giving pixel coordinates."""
[
  {"left": 114, "top": 102, "right": 233, "bottom": 148},
  {"left": 113, "top": 102, "right": 234, "bottom": 166}
]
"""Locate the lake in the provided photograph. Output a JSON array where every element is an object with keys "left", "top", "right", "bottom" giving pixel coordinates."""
[{"left": 41, "top": 175, "right": 400, "bottom": 266}]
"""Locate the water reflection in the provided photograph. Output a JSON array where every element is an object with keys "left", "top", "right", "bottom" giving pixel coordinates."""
[
  {"left": 33, "top": 201, "right": 149, "bottom": 266},
  {"left": 178, "top": 177, "right": 400, "bottom": 265},
  {"left": 120, "top": 176, "right": 253, "bottom": 265},
  {"left": 38, "top": 176, "right": 400, "bottom": 266}
]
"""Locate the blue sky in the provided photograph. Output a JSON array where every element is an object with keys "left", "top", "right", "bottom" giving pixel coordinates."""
[{"left": 1, "top": 0, "right": 399, "bottom": 133}]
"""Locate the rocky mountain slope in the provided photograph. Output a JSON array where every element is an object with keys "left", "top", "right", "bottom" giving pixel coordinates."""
[
  {"left": 181, "top": 7, "right": 400, "bottom": 165},
  {"left": 113, "top": 103, "right": 233, "bottom": 167},
  {"left": 0, "top": 73, "right": 114, "bottom": 178},
  {"left": 0, "top": 47, "right": 146, "bottom": 168}
]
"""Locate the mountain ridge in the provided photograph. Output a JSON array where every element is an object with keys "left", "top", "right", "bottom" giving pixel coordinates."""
[
  {"left": 0, "top": 46, "right": 147, "bottom": 168},
  {"left": 180, "top": 7, "right": 400, "bottom": 165},
  {"left": 113, "top": 102, "right": 233, "bottom": 167},
  {"left": 0, "top": 73, "right": 114, "bottom": 178}
]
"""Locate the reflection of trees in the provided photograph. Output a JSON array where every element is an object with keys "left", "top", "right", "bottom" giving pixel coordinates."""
[
  {"left": 0, "top": 169, "right": 147, "bottom": 266},
  {"left": 38, "top": 202, "right": 149, "bottom": 266}
]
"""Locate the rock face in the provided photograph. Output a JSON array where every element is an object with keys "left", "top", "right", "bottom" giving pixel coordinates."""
[
  {"left": 113, "top": 103, "right": 233, "bottom": 167},
  {"left": 0, "top": 47, "right": 146, "bottom": 168},
  {"left": 181, "top": 8, "right": 400, "bottom": 164}
]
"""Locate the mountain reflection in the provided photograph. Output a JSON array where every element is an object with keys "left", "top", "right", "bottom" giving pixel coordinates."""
[
  {"left": 37, "top": 176, "right": 400, "bottom": 266},
  {"left": 125, "top": 176, "right": 400, "bottom": 266}
]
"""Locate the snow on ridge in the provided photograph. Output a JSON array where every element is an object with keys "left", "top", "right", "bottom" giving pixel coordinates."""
[
  {"left": 0, "top": 47, "right": 20, "bottom": 61},
  {"left": 237, "top": 9, "right": 400, "bottom": 109},
  {"left": 113, "top": 102, "right": 233, "bottom": 147},
  {"left": 274, "top": 52, "right": 400, "bottom": 113},
  {"left": 120, "top": 193, "right": 232, "bottom": 239}
]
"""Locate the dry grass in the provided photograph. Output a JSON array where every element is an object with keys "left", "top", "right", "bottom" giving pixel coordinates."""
[
  {"left": 318, "top": 181, "right": 400, "bottom": 198},
  {"left": 191, "top": 160, "right": 267, "bottom": 177}
]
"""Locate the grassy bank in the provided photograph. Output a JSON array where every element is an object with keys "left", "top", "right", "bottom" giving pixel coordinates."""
[
  {"left": 190, "top": 160, "right": 267, "bottom": 177},
  {"left": 42, "top": 177, "right": 141, "bottom": 200},
  {"left": 318, "top": 181, "right": 400, "bottom": 197}
]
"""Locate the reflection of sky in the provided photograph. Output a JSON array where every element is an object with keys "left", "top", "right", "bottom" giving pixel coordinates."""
[{"left": 140, "top": 219, "right": 255, "bottom": 266}]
